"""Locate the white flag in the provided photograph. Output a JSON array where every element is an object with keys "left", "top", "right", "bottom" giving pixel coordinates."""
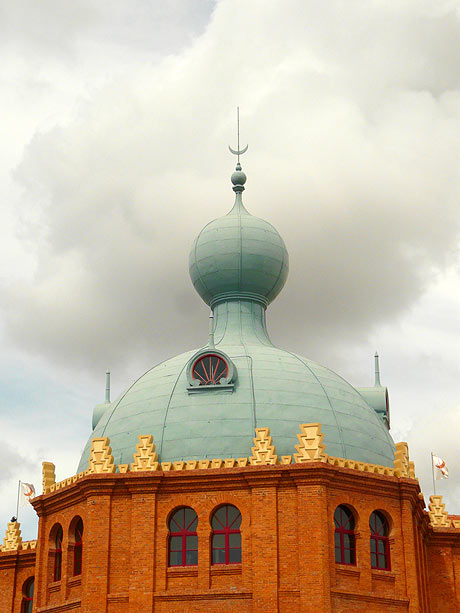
[
  {"left": 19, "top": 482, "right": 36, "bottom": 507},
  {"left": 432, "top": 455, "right": 449, "bottom": 480}
]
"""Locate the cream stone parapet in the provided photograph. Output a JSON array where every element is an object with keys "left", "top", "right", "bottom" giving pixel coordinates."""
[
  {"left": 250, "top": 427, "right": 278, "bottom": 465},
  {"left": 42, "top": 461, "right": 56, "bottom": 493},
  {"left": 429, "top": 495, "right": 451, "bottom": 528},
  {"left": 1, "top": 521, "right": 22, "bottom": 552},
  {"left": 130, "top": 435, "right": 159, "bottom": 472},
  {"left": 327, "top": 455, "right": 395, "bottom": 475},
  {"left": 88, "top": 437, "right": 116, "bottom": 474},
  {"left": 47, "top": 469, "right": 90, "bottom": 494},
  {"left": 394, "top": 442, "right": 416, "bottom": 478},
  {"left": 294, "top": 423, "right": 327, "bottom": 463},
  {"left": 40, "top": 429, "right": 429, "bottom": 502}
]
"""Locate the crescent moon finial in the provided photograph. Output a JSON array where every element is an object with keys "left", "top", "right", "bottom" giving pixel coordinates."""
[{"left": 228, "top": 107, "right": 248, "bottom": 163}]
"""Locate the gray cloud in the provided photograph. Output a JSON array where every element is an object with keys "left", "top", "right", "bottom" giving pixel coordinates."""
[{"left": 2, "top": 0, "right": 460, "bottom": 382}]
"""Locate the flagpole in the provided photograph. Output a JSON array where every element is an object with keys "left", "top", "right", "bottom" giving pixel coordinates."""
[
  {"left": 431, "top": 452, "right": 436, "bottom": 496},
  {"left": 15, "top": 480, "right": 21, "bottom": 521}
]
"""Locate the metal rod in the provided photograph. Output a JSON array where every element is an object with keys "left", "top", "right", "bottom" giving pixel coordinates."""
[
  {"left": 431, "top": 452, "right": 436, "bottom": 496},
  {"left": 237, "top": 107, "right": 240, "bottom": 159},
  {"left": 15, "top": 480, "right": 20, "bottom": 521},
  {"left": 208, "top": 312, "right": 215, "bottom": 349},
  {"left": 374, "top": 352, "right": 381, "bottom": 386},
  {"left": 105, "top": 369, "right": 111, "bottom": 403}
]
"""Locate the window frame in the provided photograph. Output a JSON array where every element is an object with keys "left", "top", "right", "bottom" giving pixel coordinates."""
[
  {"left": 211, "top": 504, "right": 242, "bottom": 565},
  {"left": 370, "top": 510, "right": 391, "bottom": 571},
  {"left": 73, "top": 518, "right": 83, "bottom": 576},
  {"left": 334, "top": 505, "right": 356, "bottom": 566},
  {"left": 53, "top": 526, "right": 63, "bottom": 582},
  {"left": 192, "top": 354, "right": 229, "bottom": 386},
  {"left": 21, "top": 577, "right": 34, "bottom": 613},
  {"left": 168, "top": 507, "right": 198, "bottom": 567}
]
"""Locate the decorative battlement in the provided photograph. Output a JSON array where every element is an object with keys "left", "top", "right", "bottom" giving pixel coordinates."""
[
  {"left": 394, "top": 442, "right": 416, "bottom": 478},
  {"left": 1, "top": 522, "right": 22, "bottom": 552},
  {"left": 40, "top": 424, "right": 422, "bottom": 498},
  {"left": 250, "top": 427, "right": 278, "bottom": 465},
  {"left": 429, "top": 495, "right": 453, "bottom": 528},
  {"left": 294, "top": 423, "right": 326, "bottom": 463},
  {"left": 88, "top": 438, "right": 116, "bottom": 474},
  {"left": 42, "top": 461, "right": 56, "bottom": 491},
  {"left": 130, "top": 435, "right": 159, "bottom": 472}
]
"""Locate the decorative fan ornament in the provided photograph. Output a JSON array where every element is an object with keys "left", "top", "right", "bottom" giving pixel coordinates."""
[{"left": 192, "top": 354, "right": 228, "bottom": 386}]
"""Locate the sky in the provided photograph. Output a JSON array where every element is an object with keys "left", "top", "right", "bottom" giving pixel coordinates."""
[{"left": 1, "top": 0, "right": 460, "bottom": 540}]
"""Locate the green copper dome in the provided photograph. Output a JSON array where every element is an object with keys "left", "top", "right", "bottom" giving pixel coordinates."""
[
  {"left": 189, "top": 164, "right": 289, "bottom": 307},
  {"left": 77, "top": 159, "right": 395, "bottom": 473}
]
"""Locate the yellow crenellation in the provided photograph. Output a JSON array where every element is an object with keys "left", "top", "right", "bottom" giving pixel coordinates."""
[
  {"left": 250, "top": 427, "right": 278, "bottom": 465},
  {"left": 394, "top": 442, "right": 416, "bottom": 478},
  {"left": 2, "top": 522, "right": 23, "bottom": 552},
  {"left": 294, "top": 423, "right": 327, "bottom": 463},
  {"left": 39, "top": 428, "right": 428, "bottom": 500},
  {"left": 130, "top": 434, "right": 159, "bottom": 472},
  {"left": 429, "top": 495, "right": 451, "bottom": 528},
  {"left": 42, "top": 461, "right": 56, "bottom": 494},
  {"left": 88, "top": 437, "right": 116, "bottom": 474}
]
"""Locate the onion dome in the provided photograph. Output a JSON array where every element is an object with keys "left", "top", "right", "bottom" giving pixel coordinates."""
[
  {"left": 189, "top": 162, "right": 289, "bottom": 308},
  {"left": 77, "top": 151, "right": 395, "bottom": 473}
]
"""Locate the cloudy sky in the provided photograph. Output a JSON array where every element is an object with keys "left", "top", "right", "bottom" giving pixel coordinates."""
[{"left": 1, "top": 0, "right": 460, "bottom": 539}]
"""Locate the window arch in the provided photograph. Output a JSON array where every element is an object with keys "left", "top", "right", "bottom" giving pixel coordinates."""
[
  {"left": 21, "top": 577, "right": 34, "bottom": 613},
  {"left": 51, "top": 524, "right": 63, "bottom": 581},
  {"left": 334, "top": 505, "right": 356, "bottom": 565},
  {"left": 211, "top": 504, "right": 242, "bottom": 564},
  {"left": 73, "top": 518, "right": 83, "bottom": 576},
  {"left": 168, "top": 507, "right": 198, "bottom": 566},
  {"left": 370, "top": 511, "right": 390, "bottom": 570}
]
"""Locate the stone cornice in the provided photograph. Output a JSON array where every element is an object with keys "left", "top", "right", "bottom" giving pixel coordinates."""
[{"left": 0, "top": 549, "right": 36, "bottom": 568}]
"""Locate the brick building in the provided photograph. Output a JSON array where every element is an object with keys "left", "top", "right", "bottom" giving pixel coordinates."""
[{"left": 1, "top": 155, "right": 460, "bottom": 612}]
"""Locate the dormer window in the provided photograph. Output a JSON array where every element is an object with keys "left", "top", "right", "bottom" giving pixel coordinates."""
[
  {"left": 192, "top": 354, "right": 228, "bottom": 385},
  {"left": 186, "top": 348, "right": 236, "bottom": 393}
]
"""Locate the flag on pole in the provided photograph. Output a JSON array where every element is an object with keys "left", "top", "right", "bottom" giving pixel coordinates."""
[
  {"left": 432, "top": 455, "right": 449, "bottom": 479},
  {"left": 19, "top": 482, "right": 36, "bottom": 507}
]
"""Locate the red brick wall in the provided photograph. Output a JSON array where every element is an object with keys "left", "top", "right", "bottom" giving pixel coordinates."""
[{"left": 1, "top": 463, "right": 460, "bottom": 611}]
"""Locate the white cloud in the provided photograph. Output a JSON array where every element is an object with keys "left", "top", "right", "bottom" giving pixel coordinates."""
[{"left": 1, "top": 0, "right": 460, "bottom": 528}]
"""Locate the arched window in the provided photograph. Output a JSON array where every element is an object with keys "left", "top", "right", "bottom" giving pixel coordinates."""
[
  {"left": 53, "top": 525, "right": 63, "bottom": 581},
  {"left": 370, "top": 511, "right": 390, "bottom": 570},
  {"left": 168, "top": 507, "right": 198, "bottom": 566},
  {"left": 73, "top": 518, "right": 83, "bottom": 576},
  {"left": 211, "top": 504, "right": 242, "bottom": 564},
  {"left": 334, "top": 505, "right": 356, "bottom": 565},
  {"left": 192, "top": 354, "right": 228, "bottom": 385},
  {"left": 21, "top": 577, "right": 34, "bottom": 613}
]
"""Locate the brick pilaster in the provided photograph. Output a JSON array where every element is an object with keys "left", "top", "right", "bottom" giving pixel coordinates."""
[
  {"left": 297, "top": 482, "right": 332, "bottom": 613},
  {"left": 129, "top": 492, "right": 156, "bottom": 612},
  {"left": 82, "top": 493, "right": 111, "bottom": 613},
  {"left": 249, "top": 481, "right": 279, "bottom": 610}
]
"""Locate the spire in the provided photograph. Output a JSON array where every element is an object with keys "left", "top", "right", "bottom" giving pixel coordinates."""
[
  {"left": 228, "top": 107, "right": 248, "bottom": 163},
  {"left": 374, "top": 352, "right": 381, "bottom": 387},
  {"left": 228, "top": 107, "right": 248, "bottom": 194},
  {"left": 105, "top": 369, "right": 111, "bottom": 403}
]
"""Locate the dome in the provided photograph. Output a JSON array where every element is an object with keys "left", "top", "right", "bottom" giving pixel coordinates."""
[
  {"left": 189, "top": 166, "right": 289, "bottom": 307},
  {"left": 77, "top": 305, "right": 395, "bottom": 472},
  {"left": 77, "top": 157, "right": 395, "bottom": 472}
]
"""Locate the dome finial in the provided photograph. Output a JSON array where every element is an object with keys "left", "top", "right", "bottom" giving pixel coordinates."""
[{"left": 229, "top": 107, "right": 248, "bottom": 192}]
